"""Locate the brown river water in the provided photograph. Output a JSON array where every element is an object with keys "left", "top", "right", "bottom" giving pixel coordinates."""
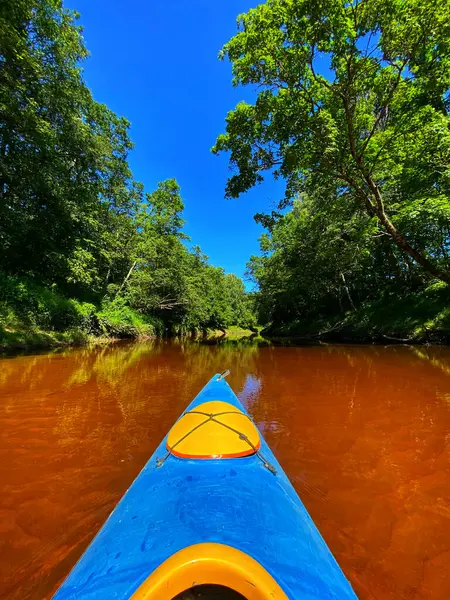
[{"left": 1, "top": 339, "right": 450, "bottom": 600}]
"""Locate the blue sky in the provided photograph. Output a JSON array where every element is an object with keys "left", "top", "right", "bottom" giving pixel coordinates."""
[{"left": 67, "top": 0, "right": 283, "bottom": 284}]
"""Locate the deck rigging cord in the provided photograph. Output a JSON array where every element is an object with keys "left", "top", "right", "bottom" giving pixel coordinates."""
[{"left": 156, "top": 372, "right": 277, "bottom": 474}]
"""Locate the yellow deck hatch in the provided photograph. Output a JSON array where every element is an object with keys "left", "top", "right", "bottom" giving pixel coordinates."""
[{"left": 166, "top": 400, "right": 261, "bottom": 459}]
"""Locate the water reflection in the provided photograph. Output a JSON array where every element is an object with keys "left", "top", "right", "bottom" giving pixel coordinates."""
[
  {"left": 408, "top": 345, "right": 450, "bottom": 378},
  {"left": 1, "top": 341, "right": 450, "bottom": 599},
  {"left": 239, "top": 373, "right": 262, "bottom": 406}
]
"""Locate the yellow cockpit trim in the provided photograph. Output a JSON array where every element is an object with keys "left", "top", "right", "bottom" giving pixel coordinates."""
[{"left": 129, "top": 542, "right": 289, "bottom": 600}]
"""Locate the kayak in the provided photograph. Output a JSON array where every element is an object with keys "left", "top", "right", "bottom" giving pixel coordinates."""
[{"left": 53, "top": 373, "right": 357, "bottom": 600}]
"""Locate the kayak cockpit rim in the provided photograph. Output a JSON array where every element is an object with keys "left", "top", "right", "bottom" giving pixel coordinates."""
[{"left": 129, "top": 543, "right": 289, "bottom": 600}]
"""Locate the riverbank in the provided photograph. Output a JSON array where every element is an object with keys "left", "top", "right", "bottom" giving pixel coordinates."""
[
  {"left": 0, "top": 325, "right": 258, "bottom": 354},
  {"left": 0, "top": 272, "right": 257, "bottom": 353},
  {"left": 4, "top": 275, "right": 450, "bottom": 352},
  {"left": 264, "top": 282, "right": 450, "bottom": 344},
  {"left": 0, "top": 302, "right": 159, "bottom": 354},
  {"left": 0, "top": 326, "right": 125, "bottom": 353},
  {"left": 0, "top": 326, "right": 86, "bottom": 353}
]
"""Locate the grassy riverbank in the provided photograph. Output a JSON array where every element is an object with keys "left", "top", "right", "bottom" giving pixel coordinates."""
[
  {"left": 0, "top": 276, "right": 256, "bottom": 352},
  {"left": 0, "top": 273, "right": 161, "bottom": 352},
  {"left": 264, "top": 283, "right": 450, "bottom": 344},
  {"left": 3, "top": 274, "right": 449, "bottom": 352},
  {"left": 0, "top": 326, "right": 87, "bottom": 352},
  {"left": 0, "top": 325, "right": 257, "bottom": 353}
]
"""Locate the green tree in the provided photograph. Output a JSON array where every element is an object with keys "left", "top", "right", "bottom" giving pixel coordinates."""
[
  {"left": 121, "top": 180, "right": 189, "bottom": 316},
  {"left": 248, "top": 194, "right": 379, "bottom": 325},
  {"left": 0, "top": 0, "right": 135, "bottom": 289},
  {"left": 214, "top": 0, "right": 450, "bottom": 283},
  {"left": 224, "top": 273, "right": 256, "bottom": 329},
  {"left": 0, "top": 3, "right": 257, "bottom": 339}
]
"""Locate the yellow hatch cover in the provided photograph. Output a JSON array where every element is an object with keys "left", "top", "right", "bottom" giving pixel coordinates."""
[{"left": 166, "top": 400, "right": 261, "bottom": 459}]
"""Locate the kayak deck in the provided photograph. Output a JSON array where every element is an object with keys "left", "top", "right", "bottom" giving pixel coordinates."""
[{"left": 53, "top": 374, "right": 357, "bottom": 600}]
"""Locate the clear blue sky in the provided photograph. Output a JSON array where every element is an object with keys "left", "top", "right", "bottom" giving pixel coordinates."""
[{"left": 67, "top": 0, "right": 283, "bottom": 283}]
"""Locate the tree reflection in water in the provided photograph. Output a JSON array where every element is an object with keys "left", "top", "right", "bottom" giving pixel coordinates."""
[{"left": 1, "top": 340, "right": 450, "bottom": 600}]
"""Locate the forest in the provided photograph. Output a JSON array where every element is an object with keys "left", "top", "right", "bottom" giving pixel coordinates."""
[
  {"left": 2, "top": 0, "right": 450, "bottom": 349},
  {"left": 0, "top": 0, "right": 255, "bottom": 349},
  {"left": 215, "top": 0, "right": 450, "bottom": 342}
]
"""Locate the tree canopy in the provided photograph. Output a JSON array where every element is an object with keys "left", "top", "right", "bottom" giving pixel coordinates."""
[
  {"left": 214, "top": 0, "right": 450, "bottom": 285},
  {"left": 0, "top": 0, "right": 256, "bottom": 337}
]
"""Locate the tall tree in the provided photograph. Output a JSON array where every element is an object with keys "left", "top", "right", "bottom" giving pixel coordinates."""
[
  {"left": 0, "top": 2, "right": 257, "bottom": 336},
  {"left": 0, "top": 0, "right": 134, "bottom": 286},
  {"left": 122, "top": 180, "right": 188, "bottom": 314},
  {"left": 213, "top": 0, "right": 450, "bottom": 283}
]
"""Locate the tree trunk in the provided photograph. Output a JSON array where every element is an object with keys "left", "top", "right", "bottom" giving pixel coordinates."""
[
  {"left": 340, "top": 272, "right": 356, "bottom": 310},
  {"left": 342, "top": 94, "right": 450, "bottom": 285},
  {"left": 371, "top": 186, "right": 450, "bottom": 284},
  {"left": 116, "top": 260, "right": 137, "bottom": 297}
]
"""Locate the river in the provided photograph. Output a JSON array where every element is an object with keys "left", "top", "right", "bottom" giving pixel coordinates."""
[{"left": 1, "top": 339, "right": 450, "bottom": 599}]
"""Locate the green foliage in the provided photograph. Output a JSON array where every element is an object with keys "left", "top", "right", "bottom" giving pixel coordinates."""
[
  {"left": 248, "top": 193, "right": 450, "bottom": 340},
  {"left": 96, "top": 297, "right": 162, "bottom": 338},
  {"left": 0, "top": 271, "right": 80, "bottom": 330},
  {"left": 248, "top": 194, "right": 384, "bottom": 325},
  {"left": 0, "top": 326, "right": 87, "bottom": 353},
  {"left": 0, "top": 0, "right": 135, "bottom": 290},
  {"left": 0, "top": 272, "right": 163, "bottom": 341},
  {"left": 0, "top": 2, "right": 256, "bottom": 347},
  {"left": 215, "top": 0, "right": 450, "bottom": 284},
  {"left": 350, "top": 283, "right": 450, "bottom": 340},
  {"left": 267, "top": 282, "right": 450, "bottom": 343},
  {"left": 69, "top": 300, "right": 98, "bottom": 334}
]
